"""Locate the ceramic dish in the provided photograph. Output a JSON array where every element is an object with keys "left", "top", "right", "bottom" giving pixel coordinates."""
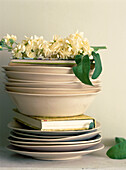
[
  {"left": 10, "top": 130, "right": 101, "bottom": 142},
  {"left": 12, "top": 130, "right": 68, "bottom": 139},
  {"left": 2, "top": 65, "right": 73, "bottom": 74},
  {"left": 7, "top": 143, "right": 104, "bottom": 160},
  {"left": 5, "top": 77, "right": 100, "bottom": 83},
  {"left": 8, "top": 135, "right": 102, "bottom": 145},
  {"left": 5, "top": 71, "right": 78, "bottom": 82},
  {"left": 7, "top": 90, "right": 100, "bottom": 117},
  {"left": 5, "top": 81, "right": 101, "bottom": 89},
  {"left": 6, "top": 86, "right": 101, "bottom": 94},
  {"left": 9, "top": 140, "right": 101, "bottom": 152},
  {"left": 8, "top": 121, "right": 101, "bottom": 135}
]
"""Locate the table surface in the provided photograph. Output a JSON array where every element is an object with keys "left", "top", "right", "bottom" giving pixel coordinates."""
[{"left": 0, "top": 146, "right": 126, "bottom": 170}]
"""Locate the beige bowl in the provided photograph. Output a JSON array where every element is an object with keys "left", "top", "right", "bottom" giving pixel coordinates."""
[
  {"left": 6, "top": 78, "right": 80, "bottom": 83},
  {"left": 5, "top": 71, "right": 78, "bottom": 82},
  {"left": 6, "top": 86, "right": 101, "bottom": 94},
  {"left": 3, "top": 65, "right": 73, "bottom": 74},
  {"left": 7, "top": 90, "right": 100, "bottom": 117},
  {"left": 6, "top": 77, "right": 99, "bottom": 83},
  {"left": 5, "top": 81, "right": 101, "bottom": 89}
]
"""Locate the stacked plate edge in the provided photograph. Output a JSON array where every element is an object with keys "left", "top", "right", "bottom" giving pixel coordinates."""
[
  {"left": 2, "top": 64, "right": 101, "bottom": 117},
  {"left": 7, "top": 120, "right": 104, "bottom": 160}
]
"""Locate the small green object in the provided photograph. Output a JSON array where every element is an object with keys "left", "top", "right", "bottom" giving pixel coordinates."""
[
  {"left": 9, "top": 38, "right": 14, "bottom": 44},
  {"left": 74, "top": 55, "right": 82, "bottom": 64},
  {"left": 106, "top": 141, "right": 126, "bottom": 159},
  {"left": 91, "top": 51, "right": 102, "bottom": 79},
  {"left": 115, "top": 137, "right": 126, "bottom": 144},
  {"left": 73, "top": 55, "right": 92, "bottom": 85},
  {"left": 91, "top": 46, "right": 107, "bottom": 52},
  {"left": 89, "top": 122, "right": 95, "bottom": 129}
]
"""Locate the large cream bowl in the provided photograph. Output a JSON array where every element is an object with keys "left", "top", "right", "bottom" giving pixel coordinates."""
[{"left": 7, "top": 90, "right": 100, "bottom": 117}]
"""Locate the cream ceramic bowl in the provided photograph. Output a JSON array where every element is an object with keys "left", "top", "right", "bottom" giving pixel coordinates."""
[
  {"left": 6, "top": 86, "right": 101, "bottom": 94},
  {"left": 3, "top": 65, "right": 73, "bottom": 74},
  {"left": 6, "top": 78, "right": 80, "bottom": 83},
  {"left": 7, "top": 90, "right": 100, "bottom": 117},
  {"left": 5, "top": 81, "right": 101, "bottom": 89},
  {"left": 5, "top": 71, "right": 78, "bottom": 82},
  {"left": 6, "top": 77, "right": 99, "bottom": 83}
]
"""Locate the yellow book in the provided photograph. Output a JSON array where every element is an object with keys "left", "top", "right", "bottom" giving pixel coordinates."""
[{"left": 13, "top": 109, "right": 95, "bottom": 131}]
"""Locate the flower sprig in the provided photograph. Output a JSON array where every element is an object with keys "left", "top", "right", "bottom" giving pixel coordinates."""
[
  {"left": 0, "top": 32, "right": 95, "bottom": 59},
  {"left": 0, "top": 34, "right": 17, "bottom": 52},
  {"left": 0, "top": 32, "right": 106, "bottom": 85}
]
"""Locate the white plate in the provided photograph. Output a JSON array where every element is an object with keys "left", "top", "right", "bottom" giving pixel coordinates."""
[
  {"left": 12, "top": 130, "right": 68, "bottom": 139},
  {"left": 7, "top": 91, "right": 100, "bottom": 117},
  {"left": 8, "top": 121, "right": 101, "bottom": 135},
  {"left": 10, "top": 130, "right": 101, "bottom": 142},
  {"left": 8, "top": 135, "right": 102, "bottom": 145},
  {"left": 7, "top": 143, "right": 104, "bottom": 160},
  {"left": 5, "top": 71, "right": 78, "bottom": 82},
  {"left": 6, "top": 86, "right": 101, "bottom": 94},
  {"left": 9, "top": 140, "right": 101, "bottom": 152},
  {"left": 2, "top": 65, "right": 73, "bottom": 74}
]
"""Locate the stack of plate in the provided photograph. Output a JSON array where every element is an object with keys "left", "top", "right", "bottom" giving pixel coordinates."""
[
  {"left": 2, "top": 61, "right": 104, "bottom": 160},
  {"left": 7, "top": 121, "right": 104, "bottom": 160},
  {"left": 3, "top": 64, "right": 101, "bottom": 117}
]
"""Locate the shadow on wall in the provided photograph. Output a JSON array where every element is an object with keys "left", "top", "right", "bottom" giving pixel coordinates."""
[
  {"left": 102, "top": 138, "right": 115, "bottom": 146},
  {"left": 0, "top": 52, "right": 14, "bottom": 146}
]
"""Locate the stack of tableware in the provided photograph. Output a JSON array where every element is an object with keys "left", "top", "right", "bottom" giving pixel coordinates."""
[
  {"left": 2, "top": 62, "right": 104, "bottom": 160},
  {"left": 7, "top": 121, "right": 103, "bottom": 160},
  {"left": 3, "top": 64, "right": 101, "bottom": 117}
]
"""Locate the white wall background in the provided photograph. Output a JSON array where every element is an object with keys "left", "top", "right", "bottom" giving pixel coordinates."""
[{"left": 0, "top": 0, "right": 126, "bottom": 146}]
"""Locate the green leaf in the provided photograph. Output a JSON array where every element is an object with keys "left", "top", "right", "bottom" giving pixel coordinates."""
[
  {"left": 82, "top": 55, "right": 92, "bottom": 85},
  {"left": 91, "top": 46, "right": 107, "bottom": 52},
  {"left": 106, "top": 141, "right": 126, "bottom": 159},
  {"left": 115, "top": 137, "right": 126, "bottom": 144},
  {"left": 9, "top": 39, "right": 14, "bottom": 44},
  {"left": 91, "top": 51, "right": 102, "bottom": 79},
  {"left": 7, "top": 46, "right": 12, "bottom": 50},
  {"left": 89, "top": 122, "right": 95, "bottom": 129},
  {"left": 73, "top": 55, "right": 92, "bottom": 85},
  {"left": 74, "top": 55, "right": 82, "bottom": 64}
]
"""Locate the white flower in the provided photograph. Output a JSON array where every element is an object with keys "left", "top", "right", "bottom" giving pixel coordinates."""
[
  {"left": 3, "top": 34, "right": 17, "bottom": 45},
  {"left": 11, "top": 32, "right": 94, "bottom": 59}
]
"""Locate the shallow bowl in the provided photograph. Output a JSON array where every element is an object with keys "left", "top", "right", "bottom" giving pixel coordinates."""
[
  {"left": 6, "top": 86, "right": 101, "bottom": 94},
  {"left": 3, "top": 65, "right": 73, "bottom": 74},
  {"left": 5, "top": 81, "right": 101, "bottom": 89},
  {"left": 5, "top": 71, "right": 78, "bottom": 82},
  {"left": 7, "top": 90, "right": 100, "bottom": 117}
]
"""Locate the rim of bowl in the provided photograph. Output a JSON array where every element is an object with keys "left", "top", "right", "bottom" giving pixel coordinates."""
[
  {"left": 2, "top": 65, "right": 72, "bottom": 70},
  {"left": 6, "top": 87, "right": 101, "bottom": 91},
  {"left": 4, "top": 80, "right": 84, "bottom": 85},
  {"left": 5, "top": 71, "right": 76, "bottom": 76},
  {"left": 6, "top": 89, "right": 101, "bottom": 96},
  {"left": 6, "top": 78, "right": 100, "bottom": 84}
]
